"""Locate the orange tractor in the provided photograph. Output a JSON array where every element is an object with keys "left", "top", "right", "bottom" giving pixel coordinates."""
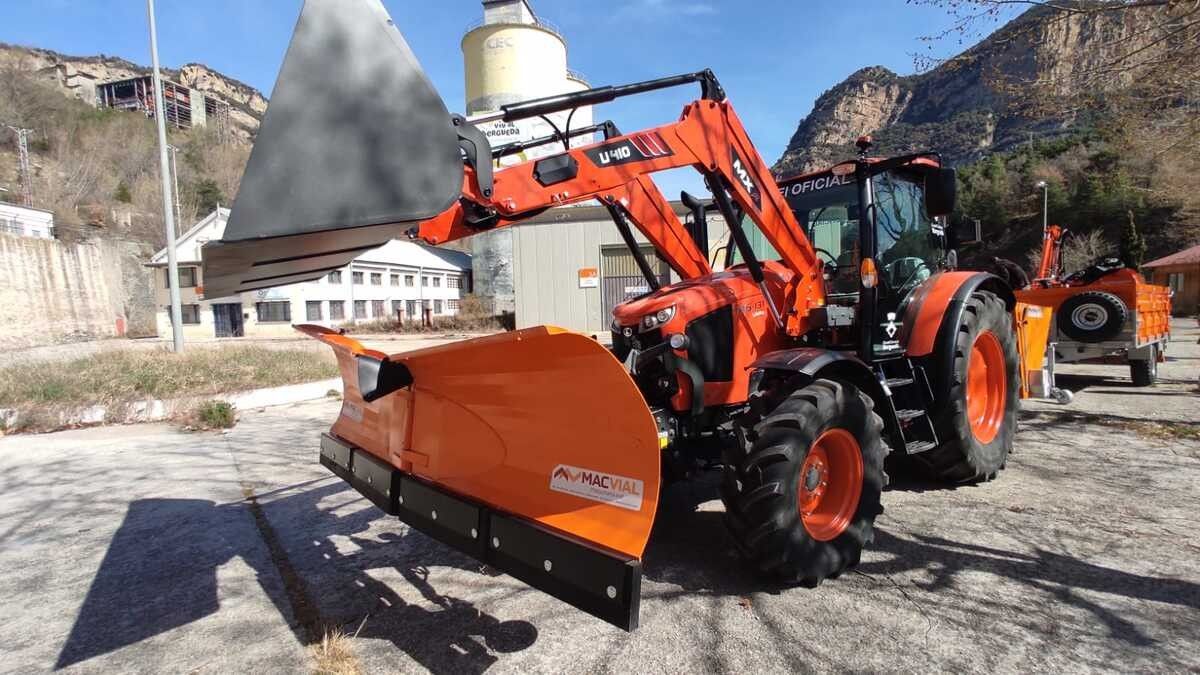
[
  {"left": 202, "top": 0, "right": 1061, "bottom": 630},
  {"left": 1018, "top": 224, "right": 1171, "bottom": 386}
]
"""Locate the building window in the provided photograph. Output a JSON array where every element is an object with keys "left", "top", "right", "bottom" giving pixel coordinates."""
[
  {"left": 0, "top": 218, "right": 23, "bottom": 235},
  {"left": 1168, "top": 273, "right": 1184, "bottom": 293},
  {"left": 433, "top": 276, "right": 442, "bottom": 288},
  {"left": 328, "top": 271, "right": 342, "bottom": 284},
  {"left": 390, "top": 274, "right": 400, "bottom": 286},
  {"left": 447, "top": 299, "right": 460, "bottom": 311},
  {"left": 256, "top": 301, "right": 291, "bottom": 323},
  {"left": 329, "top": 300, "right": 345, "bottom": 320},
  {"left": 352, "top": 271, "right": 364, "bottom": 285},
  {"left": 447, "top": 276, "right": 461, "bottom": 289},
  {"left": 180, "top": 304, "right": 201, "bottom": 324},
  {"left": 422, "top": 276, "right": 430, "bottom": 287},
  {"left": 406, "top": 300, "right": 418, "bottom": 317},
  {"left": 405, "top": 275, "right": 415, "bottom": 287},
  {"left": 371, "top": 300, "right": 384, "bottom": 318},
  {"left": 434, "top": 299, "right": 443, "bottom": 314},
  {"left": 391, "top": 300, "right": 403, "bottom": 317},
  {"left": 370, "top": 272, "right": 382, "bottom": 286},
  {"left": 306, "top": 301, "right": 323, "bottom": 321},
  {"left": 354, "top": 300, "right": 367, "bottom": 319},
  {"left": 165, "top": 266, "right": 197, "bottom": 288}
]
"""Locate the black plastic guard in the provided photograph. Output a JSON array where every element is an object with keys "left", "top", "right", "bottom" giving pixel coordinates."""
[{"left": 319, "top": 433, "right": 643, "bottom": 631}]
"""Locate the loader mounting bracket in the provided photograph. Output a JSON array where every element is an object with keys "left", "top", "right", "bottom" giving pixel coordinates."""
[{"left": 454, "top": 114, "right": 494, "bottom": 198}]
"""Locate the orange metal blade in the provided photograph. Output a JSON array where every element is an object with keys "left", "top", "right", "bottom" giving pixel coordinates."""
[{"left": 303, "top": 325, "right": 662, "bottom": 559}]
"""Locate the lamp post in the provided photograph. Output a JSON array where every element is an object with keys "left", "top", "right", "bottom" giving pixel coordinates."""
[
  {"left": 1035, "top": 180, "right": 1048, "bottom": 234},
  {"left": 147, "top": 0, "right": 183, "bottom": 352}
]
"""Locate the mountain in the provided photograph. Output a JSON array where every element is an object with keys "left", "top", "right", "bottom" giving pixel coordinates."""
[
  {"left": 772, "top": 4, "right": 1176, "bottom": 175},
  {"left": 0, "top": 43, "right": 266, "bottom": 143}
]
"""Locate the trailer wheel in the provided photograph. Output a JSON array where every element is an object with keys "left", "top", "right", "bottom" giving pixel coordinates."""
[
  {"left": 922, "top": 291, "right": 1020, "bottom": 483},
  {"left": 1058, "top": 291, "right": 1127, "bottom": 343},
  {"left": 1129, "top": 344, "right": 1158, "bottom": 387},
  {"left": 722, "top": 379, "right": 887, "bottom": 585}
]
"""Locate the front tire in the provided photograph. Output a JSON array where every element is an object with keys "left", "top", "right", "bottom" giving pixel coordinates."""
[
  {"left": 921, "top": 290, "right": 1020, "bottom": 483},
  {"left": 722, "top": 379, "right": 887, "bottom": 585}
]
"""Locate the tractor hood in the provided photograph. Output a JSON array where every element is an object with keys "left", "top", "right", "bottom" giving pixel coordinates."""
[
  {"left": 201, "top": 0, "right": 464, "bottom": 298},
  {"left": 612, "top": 263, "right": 793, "bottom": 329}
]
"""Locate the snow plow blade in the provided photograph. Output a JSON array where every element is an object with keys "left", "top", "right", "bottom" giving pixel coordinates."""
[
  {"left": 200, "top": 0, "right": 463, "bottom": 298},
  {"left": 299, "top": 325, "right": 662, "bottom": 630}
]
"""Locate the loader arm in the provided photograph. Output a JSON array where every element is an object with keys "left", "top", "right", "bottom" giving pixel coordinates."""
[
  {"left": 1036, "top": 224, "right": 1065, "bottom": 282},
  {"left": 417, "top": 97, "right": 825, "bottom": 333}
]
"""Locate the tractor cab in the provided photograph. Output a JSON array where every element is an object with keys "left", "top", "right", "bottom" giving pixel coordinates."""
[{"left": 755, "top": 145, "right": 961, "bottom": 357}]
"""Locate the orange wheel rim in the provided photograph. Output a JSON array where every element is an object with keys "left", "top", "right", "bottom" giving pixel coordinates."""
[
  {"left": 966, "top": 330, "right": 1006, "bottom": 444},
  {"left": 797, "top": 428, "right": 863, "bottom": 541}
]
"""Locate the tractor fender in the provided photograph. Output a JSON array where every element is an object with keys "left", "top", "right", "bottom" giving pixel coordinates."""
[
  {"left": 747, "top": 348, "right": 887, "bottom": 415},
  {"left": 901, "top": 271, "right": 1014, "bottom": 358}
]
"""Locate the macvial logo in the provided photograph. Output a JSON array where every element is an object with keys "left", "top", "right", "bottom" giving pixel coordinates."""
[
  {"left": 730, "top": 149, "right": 762, "bottom": 208},
  {"left": 549, "top": 464, "right": 644, "bottom": 511}
]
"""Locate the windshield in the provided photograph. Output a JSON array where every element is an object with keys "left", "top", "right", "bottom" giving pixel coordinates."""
[{"left": 731, "top": 170, "right": 941, "bottom": 294}]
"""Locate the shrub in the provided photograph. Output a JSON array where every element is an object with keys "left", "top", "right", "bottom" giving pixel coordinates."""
[{"left": 194, "top": 400, "right": 235, "bottom": 429}]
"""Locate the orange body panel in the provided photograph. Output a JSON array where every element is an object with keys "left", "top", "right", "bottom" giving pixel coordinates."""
[
  {"left": 1013, "top": 302, "right": 1053, "bottom": 397},
  {"left": 299, "top": 325, "right": 662, "bottom": 560},
  {"left": 1035, "top": 225, "right": 1064, "bottom": 281},
  {"left": 901, "top": 271, "right": 981, "bottom": 357},
  {"left": 614, "top": 261, "right": 796, "bottom": 410}
]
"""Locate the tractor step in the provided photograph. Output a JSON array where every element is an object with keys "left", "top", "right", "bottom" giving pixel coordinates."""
[
  {"left": 905, "top": 440, "right": 937, "bottom": 455},
  {"left": 895, "top": 408, "right": 927, "bottom": 422},
  {"left": 885, "top": 377, "right": 914, "bottom": 388}
]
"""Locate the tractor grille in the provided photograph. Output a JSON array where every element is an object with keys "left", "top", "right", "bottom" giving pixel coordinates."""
[{"left": 610, "top": 326, "right": 676, "bottom": 408}]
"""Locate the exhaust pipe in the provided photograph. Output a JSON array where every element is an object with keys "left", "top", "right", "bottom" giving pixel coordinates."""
[{"left": 201, "top": 0, "right": 464, "bottom": 298}]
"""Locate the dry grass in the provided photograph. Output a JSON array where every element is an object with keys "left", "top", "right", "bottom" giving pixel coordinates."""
[
  {"left": 309, "top": 626, "right": 363, "bottom": 675},
  {"left": 0, "top": 345, "right": 337, "bottom": 408}
]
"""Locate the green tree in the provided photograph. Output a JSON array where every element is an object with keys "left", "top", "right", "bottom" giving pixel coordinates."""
[
  {"left": 113, "top": 181, "right": 132, "bottom": 204},
  {"left": 192, "top": 178, "right": 226, "bottom": 214},
  {"left": 1119, "top": 210, "right": 1146, "bottom": 270}
]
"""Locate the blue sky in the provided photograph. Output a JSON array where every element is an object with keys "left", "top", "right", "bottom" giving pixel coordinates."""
[{"left": 1, "top": 1, "right": 1017, "bottom": 198}]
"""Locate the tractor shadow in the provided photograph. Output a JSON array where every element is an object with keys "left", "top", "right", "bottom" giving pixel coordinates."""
[
  {"left": 54, "top": 479, "right": 536, "bottom": 673},
  {"left": 641, "top": 472, "right": 1200, "bottom": 650}
]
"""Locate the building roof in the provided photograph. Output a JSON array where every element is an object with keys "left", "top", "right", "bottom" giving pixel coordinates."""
[{"left": 1144, "top": 243, "right": 1200, "bottom": 268}]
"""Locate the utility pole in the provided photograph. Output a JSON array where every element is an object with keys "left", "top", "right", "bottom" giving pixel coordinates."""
[
  {"left": 147, "top": 0, "right": 183, "bottom": 352},
  {"left": 1035, "top": 180, "right": 1048, "bottom": 234},
  {"left": 166, "top": 143, "right": 182, "bottom": 226},
  {"left": 4, "top": 125, "right": 35, "bottom": 207}
]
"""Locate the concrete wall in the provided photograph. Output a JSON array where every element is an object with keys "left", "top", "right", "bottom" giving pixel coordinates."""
[{"left": 0, "top": 233, "right": 155, "bottom": 349}]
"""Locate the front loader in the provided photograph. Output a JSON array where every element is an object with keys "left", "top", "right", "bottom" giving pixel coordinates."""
[{"left": 203, "top": 0, "right": 1058, "bottom": 631}]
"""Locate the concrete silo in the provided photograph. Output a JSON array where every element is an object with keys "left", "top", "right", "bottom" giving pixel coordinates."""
[{"left": 461, "top": 0, "right": 593, "bottom": 317}]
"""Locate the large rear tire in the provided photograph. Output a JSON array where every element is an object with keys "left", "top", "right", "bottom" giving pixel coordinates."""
[
  {"left": 722, "top": 379, "right": 887, "bottom": 585},
  {"left": 920, "top": 291, "right": 1020, "bottom": 483}
]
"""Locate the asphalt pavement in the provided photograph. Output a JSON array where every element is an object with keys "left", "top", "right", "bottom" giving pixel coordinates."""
[{"left": 1, "top": 321, "right": 1197, "bottom": 673}]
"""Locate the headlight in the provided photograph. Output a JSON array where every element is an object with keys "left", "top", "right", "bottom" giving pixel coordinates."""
[{"left": 639, "top": 305, "right": 676, "bottom": 333}]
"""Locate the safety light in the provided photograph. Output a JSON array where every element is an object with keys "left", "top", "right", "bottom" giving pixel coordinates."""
[{"left": 860, "top": 258, "right": 879, "bottom": 289}]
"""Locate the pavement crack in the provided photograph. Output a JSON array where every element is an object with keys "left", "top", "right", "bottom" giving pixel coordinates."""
[
  {"left": 854, "top": 568, "right": 936, "bottom": 648},
  {"left": 221, "top": 435, "right": 323, "bottom": 646}
]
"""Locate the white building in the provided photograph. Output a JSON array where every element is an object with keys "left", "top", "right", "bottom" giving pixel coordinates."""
[
  {"left": 0, "top": 203, "right": 55, "bottom": 239},
  {"left": 148, "top": 209, "right": 471, "bottom": 339}
]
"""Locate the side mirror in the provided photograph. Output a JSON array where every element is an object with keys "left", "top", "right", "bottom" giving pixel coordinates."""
[
  {"left": 950, "top": 217, "right": 982, "bottom": 246},
  {"left": 924, "top": 167, "right": 957, "bottom": 217}
]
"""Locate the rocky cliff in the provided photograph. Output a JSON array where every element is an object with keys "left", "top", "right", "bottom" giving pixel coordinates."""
[
  {"left": 773, "top": 4, "right": 1177, "bottom": 175},
  {"left": 0, "top": 43, "right": 266, "bottom": 143}
]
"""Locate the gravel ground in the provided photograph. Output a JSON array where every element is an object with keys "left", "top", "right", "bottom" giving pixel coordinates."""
[{"left": 0, "top": 320, "right": 1195, "bottom": 673}]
